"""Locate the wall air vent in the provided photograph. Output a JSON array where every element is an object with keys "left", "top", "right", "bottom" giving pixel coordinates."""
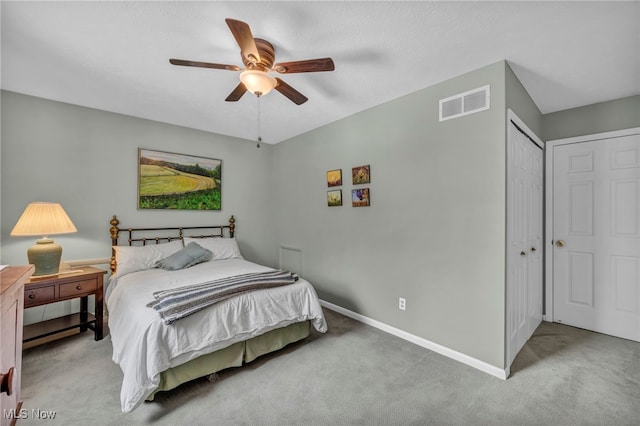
[{"left": 439, "top": 85, "right": 490, "bottom": 122}]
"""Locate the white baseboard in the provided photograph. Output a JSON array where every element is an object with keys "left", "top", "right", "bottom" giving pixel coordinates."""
[{"left": 320, "top": 300, "right": 508, "bottom": 380}]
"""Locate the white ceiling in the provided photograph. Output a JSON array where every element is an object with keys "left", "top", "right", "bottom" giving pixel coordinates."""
[{"left": 2, "top": 1, "right": 639, "bottom": 144}]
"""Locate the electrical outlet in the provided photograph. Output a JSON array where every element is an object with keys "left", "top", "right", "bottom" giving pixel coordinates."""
[{"left": 398, "top": 297, "right": 406, "bottom": 311}]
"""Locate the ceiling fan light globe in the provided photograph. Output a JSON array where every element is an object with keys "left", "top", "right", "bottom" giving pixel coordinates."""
[{"left": 240, "top": 70, "right": 276, "bottom": 96}]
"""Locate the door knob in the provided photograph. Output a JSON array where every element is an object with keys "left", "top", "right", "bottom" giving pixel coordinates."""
[
  {"left": 531, "top": 247, "right": 536, "bottom": 252},
  {"left": 556, "top": 240, "right": 565, "bottom": 247},
  {"left": 520, "top": 251, "right": 527, "bottom": 256}
]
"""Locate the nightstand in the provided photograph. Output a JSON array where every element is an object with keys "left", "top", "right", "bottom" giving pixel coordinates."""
[{"left": 23, "top": 266, "right": 106, "bottom": 343}]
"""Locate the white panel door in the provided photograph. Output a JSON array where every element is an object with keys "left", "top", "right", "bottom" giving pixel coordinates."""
[
  {"left": 553, "top": 133, "right": 640, "bottom": 341},
  {"left": 507, "top": 118, "right": 543, "bottom": 367}
]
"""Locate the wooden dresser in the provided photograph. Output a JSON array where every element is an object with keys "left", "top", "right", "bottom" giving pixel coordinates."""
[{"left": 1, "top": 265, "right": 34, "bottom": 426}]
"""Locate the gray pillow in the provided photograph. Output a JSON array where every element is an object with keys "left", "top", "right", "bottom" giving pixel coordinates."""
[{"left": 155, "top": 242, "right": 212, "bottom": 271}]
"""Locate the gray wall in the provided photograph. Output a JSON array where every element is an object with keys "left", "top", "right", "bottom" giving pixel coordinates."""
[
  {"left": 543, "top": 95, "right": 640, "bottom": 141},
  {"left": 1, "top": 90, "right": 277, "bottom": 321},
  {"left": 3, "top": 61, "right": 630, "bottom": 371},
  {"left": 506, "top": 62, "right": 543, "bottom": 138},
  {"left": 273, "top": 61, "right": 509, "bottom": 368}
]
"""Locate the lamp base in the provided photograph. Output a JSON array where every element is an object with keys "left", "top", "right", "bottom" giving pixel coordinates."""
[{"left": 27, "top": 238, "right": 62, "bottom": 276}]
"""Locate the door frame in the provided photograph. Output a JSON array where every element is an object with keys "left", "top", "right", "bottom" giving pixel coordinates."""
[{"left": 544, "top": 127, "right": 640, "bottom": 323}]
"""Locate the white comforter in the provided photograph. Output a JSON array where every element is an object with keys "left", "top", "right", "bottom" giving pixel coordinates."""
[{"left": 106, "top": 259, "right": 327, "bottom": 413}]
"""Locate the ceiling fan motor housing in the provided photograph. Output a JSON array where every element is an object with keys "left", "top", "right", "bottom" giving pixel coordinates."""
[{"left": 244, "top": 38, "right": 276, "bottom": 71}]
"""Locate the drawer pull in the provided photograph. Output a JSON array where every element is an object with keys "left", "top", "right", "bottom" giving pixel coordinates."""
[
  {"left": 28, "top": 293, "right": 36, "bottom": 299},
  {"left": 1, "top": 367, "right": 15, "bottom": 396},
  {"left": 76, "top": 285, "right": 82, "bottom": 291}
]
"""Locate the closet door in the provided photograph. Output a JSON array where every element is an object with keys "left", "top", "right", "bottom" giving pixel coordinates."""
[
  {"left": 551, "top": 132, "right": 640, "bottom": 341},
  {"left": 507, "top": 118, "right": 543, "bottom": 368}
]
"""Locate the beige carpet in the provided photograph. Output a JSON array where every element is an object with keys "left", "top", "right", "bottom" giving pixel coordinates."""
[{"left": 18, "top": 308, "right": 640, "bottom": 425}]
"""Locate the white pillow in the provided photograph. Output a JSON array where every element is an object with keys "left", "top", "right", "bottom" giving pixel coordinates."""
[
  {"left": 183, "top": 237, "right": 243, "bottom": 260},
  {"left": 113, "top": 240, "right": 184, "bottom": 277}
]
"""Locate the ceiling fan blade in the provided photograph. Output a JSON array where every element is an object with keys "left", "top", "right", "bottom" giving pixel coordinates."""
[
  {"left": 225, "top": 18, "right": 260, "bottom": 65},
  {"left": 225, "top": 82, "right": 247, "bottom": 102},
  {"left": 169, "top": 59, "right": 240, "bottom": 71},
  {"left": 274, "top": 78, "right": 308, "bottom": 105},
  {"left": 273, "top": 58, "right": 335, "bottom": 74}
]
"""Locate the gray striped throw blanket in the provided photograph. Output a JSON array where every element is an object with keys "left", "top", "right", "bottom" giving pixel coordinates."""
[{"left": 147, "top": 270, "right": 299, "bottom": 324}]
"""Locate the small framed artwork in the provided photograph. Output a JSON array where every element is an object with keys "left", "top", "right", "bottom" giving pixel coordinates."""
[
  {"left": 352, "top": 188, "right": 370, "bottom": 207},
  {"left": 352, "top": 165, "right": 370, "bottom": 185},
  {"left": 327, "top": 189, "right": 343, "bottom": 207},
  {"left": 327, "top": 169, "right": 342, "bottom": 187}
]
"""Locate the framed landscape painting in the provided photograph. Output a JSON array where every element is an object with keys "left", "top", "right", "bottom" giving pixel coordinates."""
[{"left": 138, "top": 148, "right": 222, "bottom": 210}]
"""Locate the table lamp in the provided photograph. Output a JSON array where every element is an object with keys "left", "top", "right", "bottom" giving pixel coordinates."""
[{"left": 10, "top": 202, "right": 78, "bottom": 276}]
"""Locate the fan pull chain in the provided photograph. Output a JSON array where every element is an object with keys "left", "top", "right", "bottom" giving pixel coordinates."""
[{"left": 256, "top": 94, "right": 262, "bottom": 148}]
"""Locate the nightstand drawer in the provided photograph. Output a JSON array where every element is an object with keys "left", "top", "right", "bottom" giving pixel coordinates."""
[
  {"left": 60, "top": 279, "right": 97, "bottom": 298},
  {"left": 24, "top": 285, "right": 55, "bottom": 307}
]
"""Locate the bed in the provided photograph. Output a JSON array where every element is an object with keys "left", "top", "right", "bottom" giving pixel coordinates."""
[{"left": 106, "top": 215, "right": 327, "bottom": 413}]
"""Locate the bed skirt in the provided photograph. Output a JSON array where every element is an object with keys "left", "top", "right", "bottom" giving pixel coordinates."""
[{"left": 147, "top": 320, "right": 311, "bottom": 400}]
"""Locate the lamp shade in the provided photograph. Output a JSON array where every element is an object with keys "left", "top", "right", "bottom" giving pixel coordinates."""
[
  {"left": 10, "top": 202, "right": 78, "bottom": 237},
  {"left": 10, "top": 203, "right": 77, "bottom": 276},
  {"left": 240, "top": 70, "right": 277, "bottom": 96}
]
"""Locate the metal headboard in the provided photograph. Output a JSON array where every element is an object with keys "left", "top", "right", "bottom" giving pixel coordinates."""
[{"left": 108, "top": 215, "right": 235, "bottom": 274}]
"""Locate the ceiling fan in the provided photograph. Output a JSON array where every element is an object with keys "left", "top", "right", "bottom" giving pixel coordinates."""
[{"left": 169, "top": 18, "right": 335, "bottom": 105}]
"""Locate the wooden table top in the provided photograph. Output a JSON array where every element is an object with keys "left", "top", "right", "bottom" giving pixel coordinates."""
[{"left": 0, "top": 265, "right": 35, "bottom": 295}]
